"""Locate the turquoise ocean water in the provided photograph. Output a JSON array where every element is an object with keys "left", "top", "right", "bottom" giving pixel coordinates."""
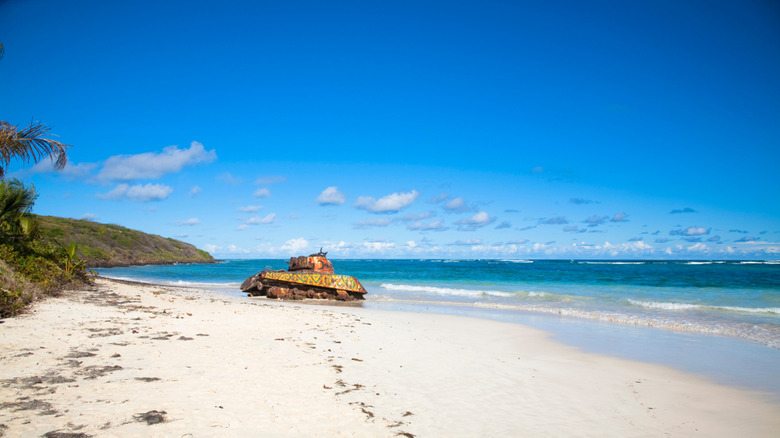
[{"left": 97, "top": 259, "right": 780, "bottom": 398}]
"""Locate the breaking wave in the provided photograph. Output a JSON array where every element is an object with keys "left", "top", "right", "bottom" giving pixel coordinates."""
[
  {"left": 628, "top": 299, "right": 780, "bottom": 315},
  {"left": 380, "top": 283, "right": 514, "bottom": 298},
  {"left": 100, "top": 275, "right": 241, "bottom": 291},
  {"left": 471, "top": 302, "right": 780, "bottom": 349}
]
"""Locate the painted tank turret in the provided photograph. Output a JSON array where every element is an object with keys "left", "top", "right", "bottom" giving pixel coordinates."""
[{"left": 240, "top": 250, "right": 367, "bottom": 301}]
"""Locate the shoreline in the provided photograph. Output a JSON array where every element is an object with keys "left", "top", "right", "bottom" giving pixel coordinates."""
[
  {"left": 94, "top": 274, "right": 780, "bottom": 398},
  {"left": 363, "top": 298, "right": 780, "bottom": 401},
  {"left": 96, "top": 262, "right": 780, "bottom": 351},
  {"left": 1, "top": 278, "right": 778, "bottom": 436},
  {"left": 94, "top": 274, "right": 780, "bottom": 399},
  {"left": 363, "top": 293, "right": 780, "bottom": 348}
]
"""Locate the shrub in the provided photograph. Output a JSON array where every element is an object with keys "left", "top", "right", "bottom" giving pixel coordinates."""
[
  {"left": 0, "top": 178, "right": 93, "bottom": 316},
  {"left": 79, "top": 245, "right": 110, "bottom": 262},
  {"left": 0, "top": 259, "right": 38, "bottom": 318},
  {"left": 0, "top": 238, "right": 91, "bottom": 312}
]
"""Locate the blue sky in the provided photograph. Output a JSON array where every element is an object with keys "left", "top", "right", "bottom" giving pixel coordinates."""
[{"left": 2, "top": 0, "right": 779, "bottom": 259}]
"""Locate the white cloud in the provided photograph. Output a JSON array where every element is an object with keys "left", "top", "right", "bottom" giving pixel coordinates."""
[
  {"left": 226, "top": 244, "right": 251, "bottom": 254},
  {"left": 570, "top": 198, "right": 597, "bottom": 205},
  {"left": 450, "top": 239, "right": 483, "bottom": 246},
  {"left": 686, "top": 242, "right": 710, "bottom": 252},
  {"left": 322, "top": 240, "right": 358, "bottom": 251},
  {"left": 631, "top": 241, "right": 653, "bottom": 250},
  {"left": 97, "top": 183, "right": 173, "bottom": 202},
  {"left": 254, "top": 188, "right": 271, "bottom": 198},
  {"left": 237, "top": 205, "right": 263, "bottom": 213},
  {"left": 203, "top": 244, "right": 219, "bottom": 254},
  {"left": 255, "top": 175, "right": 287, "bottom": 185},
  {"left": 540, "top": 216, "right": 568, "bottom": 225},
  {"left": 362, "top": 241, "right": 396, "bottom": 252},
  {"left": 354, "top": 218, "right": 394, "bottom": 229},
  {"left": 8, "top": 160, "right": 98, "bottom": 180},
  {"left": 176, "top": 218, "right": 200, "bottom": 226},
  {"left": 203, "top": 243, "right": 251, "bottom": 255},
  {"left": 685, "top": 226, "right": 709, "bottom": 236},
  {"left": 355, "top": 190, "right": 419, "bottom": 213},
  {"left": 281, "top": 237, "right": 309, "bottom": 253},
  {"left": 59, "top": 162, "right": 98, "bottom": 179},
  {"left": 495, "top": 221, "right": 512, "bottom": 229},
  {"left": 246, "top": 213, "right": 276, "bottom": 225},
  {"left": 670, "top": 207, "right": 697, "bottom": 214},
  {"left": 127, "top": 184, "right": 173, "bottom": 201},
  {"left": 670, "top": 226, "right": 711, "bottom": 236},
  {"left": 81, "top": 213, "right": 99, "bottom": 221},
  {"left": 401, "top": 211, "right": 435, "bottom": 221},
  {"left": 611, "top": 212, "right": 629, "bottom": 222},
  {"left": 584, "top": 215, "right": 608, "bottom": 227},
  {"left": 530, "top": 240, "right": 657, "bottom": 258},
  {"left": 456, "top": 211, "right": 496, "bottom": 231},
  {"left": 407, "top": 219, "right": 448, "bottom": 232},
  {"left": 532, "top": 242, "right": 550, "bottom": 252},
  {"left": 95, "top": 141, "right": 216, "bottom": 182},
  {"left": 316, "top": 186, "right": 346, "bottom": 205},
  {"left": 189, "top": 185, "right": 202, "bottom": 196},
  {"left": 443, "top": 197, "right": 471, "bottom": 213},
  {"left": 728, "top": 240, "right": 780, "bottom": 255}
]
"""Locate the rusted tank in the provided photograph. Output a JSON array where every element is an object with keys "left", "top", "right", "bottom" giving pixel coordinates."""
[{"left": 240, "top": 250, "right": 367, "bottom": 301}]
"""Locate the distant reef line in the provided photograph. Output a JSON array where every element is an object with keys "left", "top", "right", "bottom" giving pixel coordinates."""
[{"left": 36, "top": 215, "right": 216, "bottom": 268}]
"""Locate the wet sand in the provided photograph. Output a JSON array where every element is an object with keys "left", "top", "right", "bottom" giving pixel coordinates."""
[{"left": 1, "top": 278, "right": 778, "bottom": 437}]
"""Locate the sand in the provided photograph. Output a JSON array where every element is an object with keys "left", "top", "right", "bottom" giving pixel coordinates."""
[{"left": 1, "top": 278, "right": 778, "bottom": 437}]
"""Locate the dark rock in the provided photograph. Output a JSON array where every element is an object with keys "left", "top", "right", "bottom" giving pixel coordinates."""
[
  {"left": 134, "top": 410, "right": 166, "bottom": 425},
  {"left": 43, "top": 432, "right": 91, "bottom": 438}
]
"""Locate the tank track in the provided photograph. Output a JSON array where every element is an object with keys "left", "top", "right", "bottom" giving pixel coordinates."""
[{"left": 248, "top": 278, "right": 364, "bottom": 301}]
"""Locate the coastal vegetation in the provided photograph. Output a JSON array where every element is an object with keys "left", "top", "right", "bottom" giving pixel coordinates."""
[
  {"left": 0, "top": 191, "right": 215, "bottom": 317},
  {"left": 0, "top": 110, "right": 212, "bottom": 316},
  {"left": 0, "top": 109, "right": 82, "bottom": 316},
  {"left": 0, "top": 179, "right": 91, "bottom": 317},
  {"left": 35, "top": 215, "right": 215, "bottom": 267}
]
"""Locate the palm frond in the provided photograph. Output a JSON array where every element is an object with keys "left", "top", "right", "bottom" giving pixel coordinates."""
[
  {"left": 0, "top": 179, "right": 37, "bottom": 221},
  {"left": 0, "top": 121, "right": 70, "bottom": 176},
  {"left": 0, "top": 179, "right": 38, "bottom": 240}
]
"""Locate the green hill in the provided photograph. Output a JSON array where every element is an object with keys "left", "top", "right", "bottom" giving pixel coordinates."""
[{"left": 35, "top": 215, "right": 215, "bottom": 267}]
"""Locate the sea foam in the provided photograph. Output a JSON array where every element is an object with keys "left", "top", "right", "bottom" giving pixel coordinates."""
[
  {"left": 628, "top": 299, "right": 701, "bottom": 311},
  {"left": 628, "top": 299, "right": 780, "bottom": 315},
  {"left": 380, "top": 283, "right": 514, "bottom": 298}
]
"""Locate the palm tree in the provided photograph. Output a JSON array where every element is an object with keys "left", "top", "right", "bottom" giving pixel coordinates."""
[
  {"left": 0, "top": 121, "right": 70, "bottom": 178},
  {"left": 0, "top": 178, "right": 38, "bottom": 240}
]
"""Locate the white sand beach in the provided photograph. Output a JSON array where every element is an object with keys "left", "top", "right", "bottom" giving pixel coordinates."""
[{"left": 1, "top": 278, "right": 778, "bottom": 437}]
